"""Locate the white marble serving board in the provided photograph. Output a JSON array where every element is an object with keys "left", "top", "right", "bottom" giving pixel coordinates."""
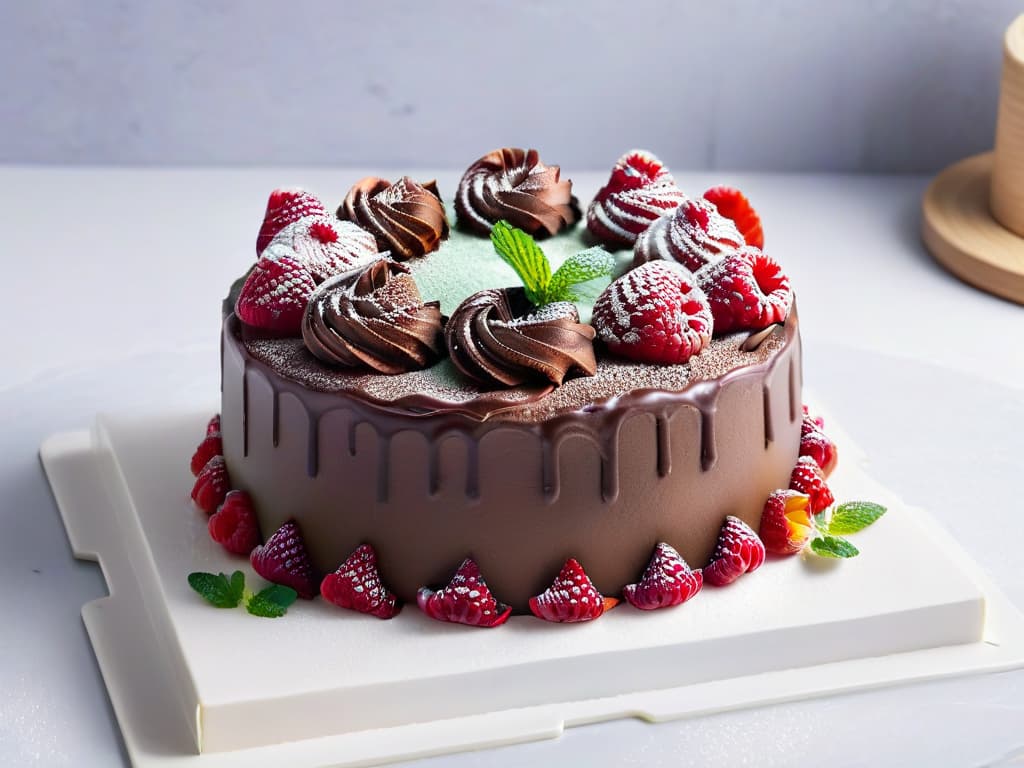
[{"left": 39, "top": 407, "right": 1024, "bottom": 767}]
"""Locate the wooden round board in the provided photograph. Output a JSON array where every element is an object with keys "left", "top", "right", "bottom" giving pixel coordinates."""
[{"left": 922, "top": 152, "right": 1024, "bottom": 305}]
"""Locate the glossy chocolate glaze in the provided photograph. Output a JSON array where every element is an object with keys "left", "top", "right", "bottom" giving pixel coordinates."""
[{"left": 220, "top": 306, "right": 802, "bottom": 613}]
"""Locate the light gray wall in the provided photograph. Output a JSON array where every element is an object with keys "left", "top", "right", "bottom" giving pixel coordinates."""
[{"left": 2, "top": 0, "right": 1018, "bottom": 172}]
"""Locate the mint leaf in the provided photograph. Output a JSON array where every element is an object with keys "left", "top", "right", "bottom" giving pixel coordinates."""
[
  {"left": 188, "top": 572, "right": 243, "bottom": 608},
  {"left": 246, "top": 584, "right": 298, "bottom": 618},
  {"left": 810, "top": 535, "right": 860, "bottom": 559},
  {"left": 826, "top": 502, "right": 887, "bottom": 535},
  {"left": 228, "top": 571, "right": 246, "bottom": 606},
  {"left": 548, "top": 247, "right": 615, "bottom": 302},
  {"left": 490, "top": 221, "right": 552, "bottom": 306}
]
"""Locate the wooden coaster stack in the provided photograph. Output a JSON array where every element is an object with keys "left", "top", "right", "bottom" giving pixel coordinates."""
[{"left": 922, "top": 14, "right": 1024, "bottom": 305}]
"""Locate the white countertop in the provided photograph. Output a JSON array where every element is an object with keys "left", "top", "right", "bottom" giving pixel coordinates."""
[{"left": 3, "top": 167, "right": 1023, "bottom": 767}]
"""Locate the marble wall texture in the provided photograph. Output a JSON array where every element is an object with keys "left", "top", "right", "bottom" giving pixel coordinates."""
[{"left": 2, "top": 0, "right": 1019, "bottom": 171}]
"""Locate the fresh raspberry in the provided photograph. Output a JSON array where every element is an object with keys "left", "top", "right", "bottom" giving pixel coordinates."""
[
  {"left": 529, "top": 558, "right": 618, "bottom": 623},
  {"left": 208, "top": 490, "right": 261, "bottom": 556},
  {"left": 190, "top": 433, "right": 223, "bottom": 476},
  {"left": 264, "top": 215, "right": 379, "bottom": 283},
  {"left": 416, "top": 558, "right": 511, "bottom": 628},
  {"left": 256, "top": 188, "right": 327, "bottom": 255},
  {"left": 592, "top": 260, "right": 714, "bottom": 365},
  {"left": 250, "top": 520, "right": 318, "bottom": 599},
  {"left": 704, "top": 516, "right": 766, "bottom": 587},
  {"left": 633, "top": 198, "right": 745, "bottom": 273},
  {"left": 703, "top": 186, "right": 764, "bottom": 249},
  {"left": 696, "top": 247, "right": 792, "bottom": 334},
  {"left": 206, "top": 414, "right": 221, "bottom": 436},
  {"left": 789, "top": 456, "right": 834, "bottom": 514},
  {"left": 623, "top": 542, "right": 703, "bottom": 610},
  {"left": 799, "top": 416, "right": 839, "bottom": 478},
  {"left": 586, "top": 150, "right": 687, "bottom": 248},
  {"left": 190, "top": 456, "right": 229, "bottom": 515},
  {"left": 758, "top": 489, "right": 814, "bottom": 556},
  {"left": 321, "top": 544, "right": 400, "bottom": 620},
  {"left": 234, "top": 255, "right": 316, "bottom": 334},
  {"left": 802, "top": 405, "right": 826, "bottom": 432}
]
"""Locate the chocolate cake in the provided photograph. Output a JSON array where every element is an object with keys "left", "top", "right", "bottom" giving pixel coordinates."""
[{"left": 195, "top": 148, "right": 823, "bottom": 624}]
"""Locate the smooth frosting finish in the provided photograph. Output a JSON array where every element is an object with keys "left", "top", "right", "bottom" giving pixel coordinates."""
[
  {"left": 301, "top": 260, "right": 443, "bottom": 374},
  {"left": 337, "top": 177, "right": 449, "bottom": 260},
  {"left": 446, "top": 288, "right": 597, "bottom": 387},
  {"left": 264, "top": 215, "right": 379, "bottom": 283},
  {"left": 455, "top": 148, "right": 577, "bottom": 237},
  {"left": 633, "top": 198, "right": 744, "bottom": 272},
  {"left": 586, "top": 150, "right": 688, "bottom": 248}
]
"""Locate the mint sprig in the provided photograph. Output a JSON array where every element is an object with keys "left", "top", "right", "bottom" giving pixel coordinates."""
[
  {"left": 804, "top": 499, "right": 887, "bottom": 560},
  {"left": 188, "top": 571, "right": 298, "bottom": 619},
  {"left": 490, "top": 220, "right": 614, "bottom": 306}
]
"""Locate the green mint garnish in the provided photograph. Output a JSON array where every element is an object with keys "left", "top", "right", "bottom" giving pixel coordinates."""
[
  {"left": 188, "top": 571, "right": 297, "bottom": 618},
  {"left": 809, "top": 535, "right": 860, "bottom": 559},
  {"left": 490, "top": 220, "right": 613, "bottom": 306},
  {"left": 245, "top": 584, "right": 298, "bottom": 618},
  {"left": 825, "top": 501, "right": 887, "bottom": 536},
  {"left": 188, "top": 571, "right": 245, "bottom": 609}
]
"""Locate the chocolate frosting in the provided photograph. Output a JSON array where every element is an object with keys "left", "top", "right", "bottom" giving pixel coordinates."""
[
  {"left": 337, "top": 177, "right": 449, "bottom": 260},
  {"left": 455, "top": 148, "right": 577, "bottom": 237},
  {"left": 446, "top": 288, "right": 597, "bottom": 388},
  {"left": 301, "top": 260, "right": 443, "bottom": 374}
]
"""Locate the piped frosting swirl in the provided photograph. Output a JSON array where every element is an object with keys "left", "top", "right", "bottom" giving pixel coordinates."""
[
  {"left": 337, "top": 177, "right": 449, "bottom": 260},
  {"left": 302, "top": 260, "right": 444, "bottom": 374},
  {"left": 455, "top": 148, "right": 577, "bottom": 237},
  {"left": 446, "top": 288, "right": 597, "bottom": 387},
  {"left": 586, "top": 150, "right": 688, "bottom": 249},
  {"left": 632, "top": 198, "right": 745, "bottom": 272}
]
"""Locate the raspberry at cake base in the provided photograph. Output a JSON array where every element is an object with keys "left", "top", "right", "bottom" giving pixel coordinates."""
[{"left": 198, "top": 148, "right": 819, "bottom": 621}]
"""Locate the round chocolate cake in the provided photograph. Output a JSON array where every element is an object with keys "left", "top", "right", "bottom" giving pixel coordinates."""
[{"left": 211, "top": 148, "right": 806, "bottom": 620}]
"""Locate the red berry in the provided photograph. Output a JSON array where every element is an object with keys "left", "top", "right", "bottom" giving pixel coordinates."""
[
  {"left": 190, "top": 456, "right": 229, "bottom": 515},
  {"left": 633, "top": 198, "right": 744, "bottom": 272},
  {"left": 703, "top": 186, "right": 764, "bottom": 250},
  {"left": 208, "top": 490, "right": 261, "bottom": 556},
  {"left": 592, "top": 260, "right": 714, "bottom": 365},
  {"left": 623, "top": 542, "right": 703, "bottom": 610},
  {"left": 789, "top": 456, "right": 834, "bottom": 514},
  {"left": 696, "top": 247, "right": 792, "bottom": 334},
  {"left": 586, "top": 150, "right": 688, "bottom": 248},
  {"left": 758, "top": 489, "right": 814, "bottom": 556},
  {"left": 529, "top": 558, "right": 618, "bottom": 623},
  {"left": 802, "top": 405, "right": 826, "bottom": 432},
  {"left": 190, "top": 433, "right": 223, "bottom": 476},
  {"left": 321, "top": 544, "right": 400, "bottom": 619},
  {"left": 250, "top": 520, "right": 318, "bottom": 599},
  {"left": 234, "top": 255, "right": 316, "bottom": 334},
  {"left": 704, "top": 516, "right": 766, "bottom": 587},
  {"left": 799, "top": 417, "right": 839, "bottom": 478},
  {"left": 256, "top": 188, "right": 327, "bottom": 255},
  {"left": 264, "top": 215, "right": 379, "bottom": 283},
  {"left": 416, "top": 558, "right": 511, "bottom": 628},
  {"left": 206, "top": 414, "right": 221, "bottom": 436}
]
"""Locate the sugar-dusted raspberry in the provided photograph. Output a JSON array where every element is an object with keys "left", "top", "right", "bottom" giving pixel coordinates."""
[
  {"left": 264, "top": 215, "right": 379, "bottom": 283},
  {"left": 529, "top": 558, "right": 618, "bottom": 623},
  {"left": 704, "top": 516, "right": 766, "bottom": 587},
  {"left": 633, "top": 198, "right": 745, "bottom": 272},
  {"left": 789, "top": 456, "right": 834, "bottom": 513},
  {"left": 250, "top": 520, "right": 318, "bottom": 599},
  {"left": 256, "top": 188, "right": 327, "bottom": 255},
  {"left": 586, "top": 150, "right": 688, "bottom": 248},
  {"left": 208, "top": 490, "right": 261, "bottom": 556},
  {"left": 321, "top": 544, "right": 400, "bottom": 619},
  {"left": 800, "top": 416, "right": 839, "bottom": 478},
  {"left": 190, "top": 433, "right": 222, "bottom": 477},
  {"left": 234, "top": 255, "right": 316, "bottom": 334},
  {"left": 417, "top": 558, "right": 511, "bottom": 628},
  {"left": 758, "top": 489, "right": 814, "bottom": 556},
  {"left": 592, "top": 260, "right": 714, "bottom": 365},
  {"left": 696, "top": 247, "right": 792, "bottom": 334},
  {"left": 703, "top": 185, "right": 764, "bottom": 249},
  {"left": 190, "top": 456, "right": 229, "bottom": 515},
  {"left": 623, "top": 542, "right": 703, "bottom": 610}
]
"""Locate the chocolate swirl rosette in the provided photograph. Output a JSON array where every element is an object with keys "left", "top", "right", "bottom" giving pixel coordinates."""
[
  {"left": 455, "top": 148, "right": 578, "bottom": 237},
  {"left": 446, "top": 288, "right": 597, "bottom": 388},
  {"left": 337, "top": 176, "right": 449, "bottom": 260},
  {"left": 302, "top": 260, "right": 444, "bottom": 374}
]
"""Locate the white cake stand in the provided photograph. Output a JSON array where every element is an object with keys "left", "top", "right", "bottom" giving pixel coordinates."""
[{"left": 40, "top": 407, "right": 1024, "bottom": 767}]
